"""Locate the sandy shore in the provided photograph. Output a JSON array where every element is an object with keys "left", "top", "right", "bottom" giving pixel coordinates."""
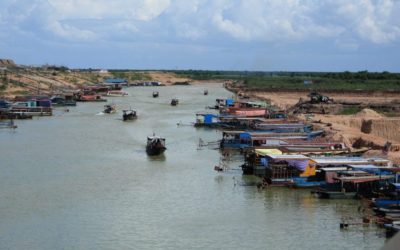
[{"left": 231, "top": 88, "right": 400, "bottom": 164}]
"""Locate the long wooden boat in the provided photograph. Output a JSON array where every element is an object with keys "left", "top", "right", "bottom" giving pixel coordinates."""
[
  {"left": 106, "top": 90, "right": 128, "bottom": 97},
  {"left": 314, "top": 190, "right": 357, "bottom": 199},
  {"left": 384, "top": 222, "right": 400, "bottom": 238},
  {"left": 373, "top": 198, "right": 400, "bottom": 209}
]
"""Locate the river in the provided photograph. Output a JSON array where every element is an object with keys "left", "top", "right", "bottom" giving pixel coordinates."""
[{"left": 0, "top": 84, "right": 386, "bottom": 249}]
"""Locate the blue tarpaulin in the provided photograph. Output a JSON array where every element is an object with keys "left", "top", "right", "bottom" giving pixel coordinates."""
[
  {"left": 239, "top": 133, "right": 251, "bottom": 140},
  {"left": 204, "top": 114, "right": 216, "bottom": 124},
  {"left": 226, "top": 99, "right": 234, "bottom": 106}
]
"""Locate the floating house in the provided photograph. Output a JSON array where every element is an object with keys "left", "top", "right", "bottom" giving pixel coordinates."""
[
  {"left": 213, "top": 98, "right": 235, "bottom": 109},
  {"left": 220, "top": 130, "right": 324, "bottom": 149},
  {"left": 0, "top": 99, "right": 10, "bottom": 109},
  {"left": 104, "top": 78, "right": 128, "bottom": 90}
]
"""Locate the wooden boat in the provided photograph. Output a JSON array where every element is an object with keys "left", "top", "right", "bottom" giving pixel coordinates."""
[
  {"left": 146, "top": 135, "right": 166, "bottom": 155},
  {"left": 153, "top": 91, "right": 159, "bottom": 98},
  {"left": 314, "top": 190, "right": 357, "bottom": 199},
  {"left": 171, "top": 98, "right": 179, "bottom": 106},
  {"left": 122, "top": 109, "right": 137, "bottom": 121},
  {"left": 204, "top": 89, "right": 208, "bottom": 95},
  {"left": 384, "top": 222, "right": 400, "bottom": 238},
  {"left": 76, "top": 93, "right": 107, "bottom": 102},
  {"left": 373, "top": 198, "right": 400, "bottom": 209},
  {"left": 104, "top": 104, "right": 116, "bottom": 114},
  {"left": 106, "top": 90, "right": 128, "bottom": 97}
]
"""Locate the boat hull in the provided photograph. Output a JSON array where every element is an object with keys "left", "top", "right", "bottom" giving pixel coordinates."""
[{"left": 146, "top": 146, "right": 166, "bottom": 156}]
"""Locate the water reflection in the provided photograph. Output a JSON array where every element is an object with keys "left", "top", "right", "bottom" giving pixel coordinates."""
[
  {"left": 0, "top": 84, "right": 386, "bottom": 250},
  {"left": 147, "top": 154, "right": 166, "bottom": 161}
]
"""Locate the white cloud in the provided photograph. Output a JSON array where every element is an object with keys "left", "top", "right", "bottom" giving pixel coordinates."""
[
  {"left": 0, "top": 0, "right": 399, "bottom": 45},
  {"left": 130, "top": 0, "right": 171, "bottom": 21},
  {"left": 332, "top": 0, "right": 400, "bottom": 44}
]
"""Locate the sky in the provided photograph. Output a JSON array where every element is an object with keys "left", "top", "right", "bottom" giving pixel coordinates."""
[{"left": 0, "top": 0, "right": 399, "bottom": 72}]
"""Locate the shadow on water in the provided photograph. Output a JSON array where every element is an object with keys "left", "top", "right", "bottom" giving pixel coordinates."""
[{"left": 146, "top": 154, "right": 166, "bottom": 161}]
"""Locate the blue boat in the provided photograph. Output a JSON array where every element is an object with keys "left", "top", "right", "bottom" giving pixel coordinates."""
[{"left": 290, "top": 177, "right": 326, "bottom": 188}]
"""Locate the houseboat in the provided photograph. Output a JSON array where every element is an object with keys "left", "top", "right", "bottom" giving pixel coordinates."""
[
  {"left": 220, "top": 130, "right": 324, "bottom": 149},
  {"left": 241, "top": 152, "right": 310, "bottom": 186},
  {"left": 76, "top": 93, "right": 107, "bottom": 102},
  {"left": 146, "top": 135, "right": 167, "bottom": 156},
  {"left": 50, "top": 95, "right": 76, "bottom": 106}
]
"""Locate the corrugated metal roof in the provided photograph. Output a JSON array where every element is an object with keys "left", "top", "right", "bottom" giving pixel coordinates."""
[
  {"left": 349, "top": 165, "right": 383, "bottom": 169},
  {"left": 311, "top": 157, "right": 389, "bottom": 165},
  {"left": 267, "top": 154, "right": 309, "bottom": 160}
]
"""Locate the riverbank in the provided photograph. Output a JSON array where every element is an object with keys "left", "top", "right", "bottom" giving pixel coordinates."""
[
  {"left": 225, "top": 82, "right": 400, "bottom": 164},
  {"left": 0, "top": 65, "right": 224, "bottom": 99}
]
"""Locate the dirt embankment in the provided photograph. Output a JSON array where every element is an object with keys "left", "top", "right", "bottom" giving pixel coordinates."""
[
  {"left": 0, "top": 68, "right": 226, "bottom": 99},
  {"left": 312, "top": 109, "right": 400, "bottom": 164},
  {"left": 227, "top": 84, "right": 400, "bottom": 164}
]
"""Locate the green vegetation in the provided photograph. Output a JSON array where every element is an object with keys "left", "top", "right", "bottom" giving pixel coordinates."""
[
  {"left": 11, "top": 90, "right": 30, "bottom": 95},
  {"left": 173, "top": 70, "right": 400, "bottom": 91},
  {"left": 109, "top": 70, "right": 152, "bottom": 81},
  {"left": 338, "top": 106, "right": 363, "bottom": 115},
  {"left": 0, "top": 72, "right": 8, "bottom": 91},
  {"left": 129, "top": 72, "right": 152, "bottom": 81}
]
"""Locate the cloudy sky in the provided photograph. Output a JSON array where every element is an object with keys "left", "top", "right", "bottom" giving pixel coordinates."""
[{"left": 0, "top": 0, "right": 399, "bottom": 71}]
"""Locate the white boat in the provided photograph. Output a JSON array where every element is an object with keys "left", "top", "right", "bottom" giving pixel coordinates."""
[{"left": 106, "top": 90, "right": 129, "bottom": 97}]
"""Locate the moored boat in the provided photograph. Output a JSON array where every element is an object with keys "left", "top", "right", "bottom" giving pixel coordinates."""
[
  {"left": 106, "top": 90, "right": 128, "bottom": 97},
  {"left": 146, "top": 135, "right": 167, "bottom": 155},
  {"left": 153, "top": 91, "right": 159, "bottom": 98}
]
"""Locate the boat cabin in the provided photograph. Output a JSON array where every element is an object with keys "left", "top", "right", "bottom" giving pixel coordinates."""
[
  {"left": 146, "top": 136, "right": 167, "bottom": 155},
  {"left": 122, "top": 109, "right": 137, "bottom": 121}
]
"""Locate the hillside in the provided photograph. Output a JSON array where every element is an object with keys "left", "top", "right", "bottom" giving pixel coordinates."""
[{"left": 0, "top": 66, "right": 195, "bottom": 98}]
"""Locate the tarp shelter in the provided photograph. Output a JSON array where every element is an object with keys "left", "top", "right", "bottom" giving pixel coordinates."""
[
  {"left": 239, "top": 132, "right": 251, "bottom": 140},
  {"left": 255, "top": 148, "right": 282, "bottom": 156},
  {"left": 265, "top": 154, "right": 311, "bottom": 172}
]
